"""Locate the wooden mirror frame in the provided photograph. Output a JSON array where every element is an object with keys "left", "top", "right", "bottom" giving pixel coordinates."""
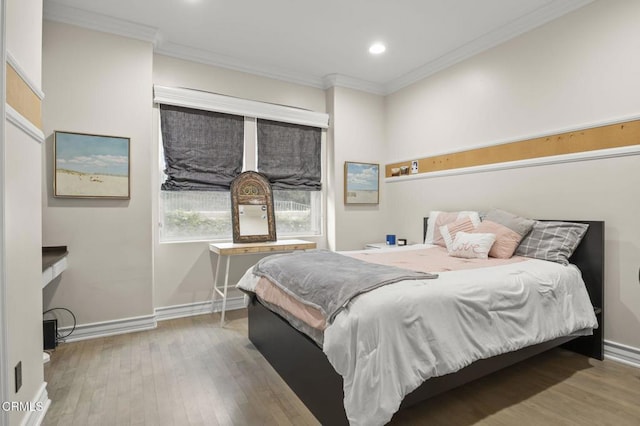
[{"left": 231, "top": 171, "right": 277, "bottom": 243}]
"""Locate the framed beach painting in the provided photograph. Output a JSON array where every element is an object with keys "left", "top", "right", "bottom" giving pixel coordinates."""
[
  {"left": 344, "top": 161, "right": 379, "bottom": 205},
  {"left": 54, "top": 131, "right": 130, "bottom": 199}
]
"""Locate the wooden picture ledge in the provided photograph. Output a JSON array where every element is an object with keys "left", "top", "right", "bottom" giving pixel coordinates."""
[{"left": 386, "top": 118, "right": 640, "bottom": 178}]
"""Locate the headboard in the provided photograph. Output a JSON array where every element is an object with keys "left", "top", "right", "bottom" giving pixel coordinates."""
[{"left": 423, "top": 217, "right": 604, "bottom": 360}]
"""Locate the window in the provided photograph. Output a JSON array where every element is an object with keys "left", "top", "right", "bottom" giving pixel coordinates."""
[{"left": 155, "top": 86, "right": 328, "bottom": 243}]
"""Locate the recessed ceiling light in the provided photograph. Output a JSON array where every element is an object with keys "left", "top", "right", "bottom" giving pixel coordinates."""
[{"left": 369, "top": 43, "right": 386, "bottom": 55}]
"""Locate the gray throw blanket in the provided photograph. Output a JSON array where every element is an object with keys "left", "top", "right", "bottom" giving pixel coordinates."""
[{"left": 253, "top": 249, "right": 438, "bottom": 324}]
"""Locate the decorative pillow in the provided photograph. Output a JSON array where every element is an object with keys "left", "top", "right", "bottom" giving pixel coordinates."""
[
  {"left": 425, "top": 211, "right": 481, "bottom": 246},
  {"left": 475, "top": 209, "right": 535, "bottom": 259},
  {"left": 515, "top": 221, "right": 589, "bottom": 265},
  {"left": 448, "top": 232, "right": 496, "bottom": 259},
  {"left": 439, "top": 217, "right": 479, "bottom": 251}
]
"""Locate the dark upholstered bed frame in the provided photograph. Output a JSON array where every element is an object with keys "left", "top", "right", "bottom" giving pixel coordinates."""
[{"left": 247, "top": 220, "right": 604, "bottom": 425}]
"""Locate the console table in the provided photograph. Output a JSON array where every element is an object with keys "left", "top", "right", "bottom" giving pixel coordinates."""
[
  {"left": 208, "top": 239, "right": 316, "bottom": 326},
  {"left": 42, "top": 246, "right": 68, "bottom": 288},
  {"left": 42, "top": 246, "right": 68, "bottom": 363}
]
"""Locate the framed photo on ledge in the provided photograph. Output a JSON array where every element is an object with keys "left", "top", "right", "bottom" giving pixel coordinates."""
[
  {"left": 344, "top": 161, "right": 379, "bottom": 205},
  {"left": 54, "top": 131, "right": 130, "bottom": 199}
]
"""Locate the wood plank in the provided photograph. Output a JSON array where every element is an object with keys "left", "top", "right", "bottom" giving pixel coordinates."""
[
  {"left": 209, "top": 239, "right": 316, "bottom": 256},
  {"left": 386, "top": 118, "right": 640, "bottom": 178},
  {"left": 43, "top": 311, "right": 640, "bottom": 425}
]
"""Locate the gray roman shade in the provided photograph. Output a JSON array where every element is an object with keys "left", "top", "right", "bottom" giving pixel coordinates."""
[
  {"left": 160, "top": 104, "right": 244, "bottom": 191},
  {"left": 257, "top": 119, "right": 321, "bottom": 191}
]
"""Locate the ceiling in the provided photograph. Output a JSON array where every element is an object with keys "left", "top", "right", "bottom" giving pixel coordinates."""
[{"left": 43, "top": 0, "right": 593, "bottom": 95}]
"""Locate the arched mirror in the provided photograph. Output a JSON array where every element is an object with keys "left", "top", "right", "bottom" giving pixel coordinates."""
[{"left": 231, "top": 171, "right": 277, "bottom": 243}]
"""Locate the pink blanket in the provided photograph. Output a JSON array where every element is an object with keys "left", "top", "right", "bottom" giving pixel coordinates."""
[
  {"left": 346, "top": 245, "right": 527, "bottom": 272},
  {"left": 255, "top": 246, "right": 528, "bottom": 331}
]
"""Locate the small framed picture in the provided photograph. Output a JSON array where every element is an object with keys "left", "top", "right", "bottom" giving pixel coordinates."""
[
  {"left": 344, "top": 161, "right": 379, "bottom": 205},
  {"left": 54, "top": 131, "right": 130, "bottom": 199}
]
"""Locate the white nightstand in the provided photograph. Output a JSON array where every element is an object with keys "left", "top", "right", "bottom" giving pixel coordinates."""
[
  {"left": 364, "top": 242, "right": 414, "bottom": 250},
  {"left": 364, "top": 242, "right": 396, "bottom": 250}
]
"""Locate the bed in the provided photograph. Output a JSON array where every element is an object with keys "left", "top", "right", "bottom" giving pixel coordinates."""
[{"left": 239, "top": 218, "right": 604, "bottom": 425}]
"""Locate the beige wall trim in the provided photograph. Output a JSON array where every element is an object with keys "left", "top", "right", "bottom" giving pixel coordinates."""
[
  {"left": 6, "top": 60, "right": 42, "bottom": 130},
  {"left": 386, "top": 118, "right": 640, "bottom": 180}
]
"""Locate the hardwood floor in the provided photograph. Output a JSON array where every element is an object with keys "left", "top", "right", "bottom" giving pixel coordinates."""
[{"left": 44, "top": 310, "right": 640, "bottom": 425}]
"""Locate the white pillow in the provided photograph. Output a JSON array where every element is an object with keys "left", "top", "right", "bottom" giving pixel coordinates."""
[
  {"left": 424, "top": 211, "right": 481, "bottom": 245},
  {"left": 448, "top": 232, "right": 496, "bottom": 259}
]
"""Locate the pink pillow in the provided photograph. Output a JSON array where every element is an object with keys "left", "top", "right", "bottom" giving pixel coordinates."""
[
  {"left": 475, "top": 220, "right": 523, "bottom": 259},
  {"left": 439, "top": 217, "right": 478, "bottom": 251},
  {"left": 426, "top": 211, "right": 480, "bottom": 246}
]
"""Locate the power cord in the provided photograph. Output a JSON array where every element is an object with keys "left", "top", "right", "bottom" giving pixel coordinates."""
[{"left": 43, "top": 307, "right": 77, "bottom": 341}]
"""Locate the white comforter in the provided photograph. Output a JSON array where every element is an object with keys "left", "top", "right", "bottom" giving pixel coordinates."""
[{"left": 324, "top": 252, "right": 598, "bottom": 425}]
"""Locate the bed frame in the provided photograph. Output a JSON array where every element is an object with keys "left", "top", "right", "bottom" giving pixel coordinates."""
[{"left": 247, "top": 220, "right": 604, "bottom": 425}]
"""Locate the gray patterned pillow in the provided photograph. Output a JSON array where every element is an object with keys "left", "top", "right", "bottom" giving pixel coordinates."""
[{"left": 515, "top": 221, "right": 589, "bottom": 265}]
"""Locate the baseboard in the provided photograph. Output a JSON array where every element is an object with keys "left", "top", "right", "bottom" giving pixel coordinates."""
[
  {"left": 155, "top": 296, "right": 247, "bottom": 322},
  {"left": 55, "top": 298, "right": 247, "bottom": 342},
  {"left": 50, "top": 303, "right": 640, "bottom": 371},
  {"left": 155, "top": 300, "right": 213, "bottom": 321},
  {"left": 58, "top": 314, "right": 157, "bottom": 343},
  {"left": 604, "top": 340, "right": 640, "bottom": 369},
  {"left": 19, "top": 382, "right": 50, "bottom": 426}
]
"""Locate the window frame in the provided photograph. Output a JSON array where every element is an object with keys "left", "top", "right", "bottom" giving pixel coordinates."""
[{"left": 154, "top": 86, "right": 328, "bottom": 244}]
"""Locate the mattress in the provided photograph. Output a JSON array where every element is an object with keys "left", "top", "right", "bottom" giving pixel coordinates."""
[{"left": 237, "top": 244, "right": 598, "bottom": 425}]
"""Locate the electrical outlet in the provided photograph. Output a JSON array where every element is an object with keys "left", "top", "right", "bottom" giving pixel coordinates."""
[{"left": 15, "top": 361, "right": 22, "bottom": 393}]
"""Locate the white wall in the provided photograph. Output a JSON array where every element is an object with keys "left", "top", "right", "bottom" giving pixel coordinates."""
[
  {"left": 0, "top": 2, "right": 6, "bottom": 422},
  {"left": 4, "top": 122, "right": 44, "bottom": 426},
  {"left": 4, "top": 0, "right": 44, "bottom": 424},
  {"left": 385, "top": 0, "right": 640, "bottom": 349},
  {"left": 327, "top": 86, "right": 388, "bottom": 251},
  {"left": 41, "top": 22, "right": 154, "bottom": 326},
  {"left": 6, "top": 0, "right": 41, "bottom": 84},
  {"left": 38, "top": 22, "right": 386, "bottom": 324}
]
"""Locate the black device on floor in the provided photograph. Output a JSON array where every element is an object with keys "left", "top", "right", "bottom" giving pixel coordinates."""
[{"left": 43, "top": 319, "right": 58, "bottom": 350}]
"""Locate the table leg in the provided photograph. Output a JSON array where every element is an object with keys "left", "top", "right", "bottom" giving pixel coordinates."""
[
  {"left": 212, "top": 253, "right": 221, "bottom": 310},
  {"left": 220, "top": 255, "right": 231, "bottom": 327}
]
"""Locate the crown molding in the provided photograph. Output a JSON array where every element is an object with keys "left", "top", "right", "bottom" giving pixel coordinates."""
[
  {"left": 43, "top": 1, "right": 160, "bottom": 45},
  {"left": 44, "top": 0, "right": 594, "bottom": 96},
  {"left": 323, "top": 74, "right": 386, "bottom": 96},
  {"left": 155, "top": 41, "right": 327, "bottom": 90},
  {"left": 385, "top": 0, "right": 595, "bottom": 94}
]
